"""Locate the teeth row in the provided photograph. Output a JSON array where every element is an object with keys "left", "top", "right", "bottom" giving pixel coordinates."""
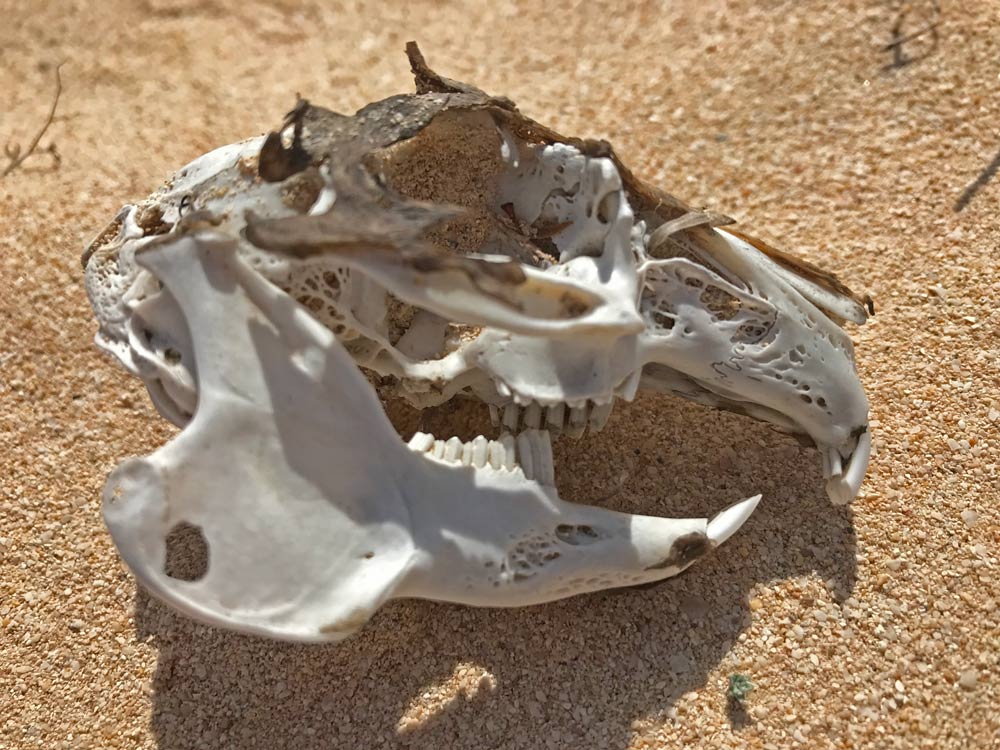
[
  {"left": 487, "top": 399, "right": 614, "bottom": 438},
  {"left": 407, "top": 430, "right": 555, "bottom": 485}
]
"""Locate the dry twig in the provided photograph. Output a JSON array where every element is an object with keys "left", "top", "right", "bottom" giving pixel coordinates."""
[
  {"left": 2, "top": 63, "right": 64, "bottom": 179},
  {"left": 882, "top": 1, "right": 941, "bottom": 69}
]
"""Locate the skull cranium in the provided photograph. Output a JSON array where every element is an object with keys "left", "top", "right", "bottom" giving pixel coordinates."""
[{"left": 82, "top": 45, "right": 871, "bottom": 641}]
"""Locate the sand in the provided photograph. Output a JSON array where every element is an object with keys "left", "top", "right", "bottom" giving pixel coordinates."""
[{"left": 1, "top": 1, "right": 997, "bottom": 748}]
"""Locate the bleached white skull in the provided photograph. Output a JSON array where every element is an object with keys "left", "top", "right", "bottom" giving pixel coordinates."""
[{"left": 82, "top": 45, "right": 871, "bottom": 641}]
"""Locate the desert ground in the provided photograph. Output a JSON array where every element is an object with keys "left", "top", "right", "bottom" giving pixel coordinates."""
[{"left": 1, "top": 0, "right": 997, "bottom": 748}]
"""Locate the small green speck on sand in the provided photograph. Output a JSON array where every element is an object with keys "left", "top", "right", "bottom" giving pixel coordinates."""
[{"left": 727, "top": 674, "right": 754, "bottom": 703}]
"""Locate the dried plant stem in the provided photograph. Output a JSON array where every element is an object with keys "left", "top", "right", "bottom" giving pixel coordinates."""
[{"left": 2, "top": 63, "right": 64, "bottom": 179}]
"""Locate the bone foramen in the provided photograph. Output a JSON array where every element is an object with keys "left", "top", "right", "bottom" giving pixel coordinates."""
[{"left": 83, "top": 44, "right": 871, "bottom": 641}]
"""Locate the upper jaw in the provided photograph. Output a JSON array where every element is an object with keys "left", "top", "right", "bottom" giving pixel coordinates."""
[{"left": 695, "top": 225, "right": 872, "bottom": 504}]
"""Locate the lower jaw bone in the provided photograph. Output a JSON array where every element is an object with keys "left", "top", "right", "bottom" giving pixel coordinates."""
[{"left": 101, "top": 232, "right": 761, "bottom": 642}]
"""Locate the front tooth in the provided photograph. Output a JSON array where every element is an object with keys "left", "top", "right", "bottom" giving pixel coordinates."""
[
  {"left": 489, "top": 404, "right": 500, "bottom": 427},
  {"left": 444, "top": 436, "right": 462, "bottom": 462},
  {"left": 500, "top": 433, "right": 517, "bottom": 471},
  {"left": 566, "top": 404, "right": 588, "bottom": 439},
  {"left": 825, "top": 431, "right": 871, "bottom": 506},
  {"left": 433, "top": 439, "right": 446, "bottom": 459},
  {"left": 408, "top": 432, "right": 435, "bottom": 452},
  {"left": 589, "top": 400, "right": 613, "bottom": 432},
  {"left": 826, "top": 448, "right": 843, "bottom": 479},
  {"left": 523, "top": 401, "right": 542, "bottom": 429},
  {"left": 488, "top": 439, "right": 505, "bottom": 470},
  {"left": 502, "top": 403, "right": 520, "bottom": 431},
  {"left": 516, "top": 432, "right": 535, "bottom": 480},
  {"left": 707, "top": 495, "right": 762, "bottom": 545},
  {"left": 545, "top": 403, "right": 565, "bottom": 437},
  {"left": 461, "top": 441, "right": 474, "bottom": 466},
  {"left": 472, "top": 435, "right": 489, "bottom": 467}
]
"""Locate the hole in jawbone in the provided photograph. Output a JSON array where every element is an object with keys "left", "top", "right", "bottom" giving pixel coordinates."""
[{"left": 164, "top": 522, "right": 209, "bottom": 582}]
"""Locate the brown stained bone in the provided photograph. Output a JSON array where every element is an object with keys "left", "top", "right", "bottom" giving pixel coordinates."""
[
  {"left": 244, "top": 164, "right": 527, "bottom": 291},
  {"left": 643, "top": 532, "right": 711, "bottom": 571},
  {"left": 245, "top": 42, "right": 869, "bottom": 320},
  {"left": 247, "top": 163, "right": 464, "bottom": 254},
  {"left": 258, "top": 99, "right": 312, "bottom": 182},
  {"left": 406, "top": 41, "right": 513, "bottom": 107}
]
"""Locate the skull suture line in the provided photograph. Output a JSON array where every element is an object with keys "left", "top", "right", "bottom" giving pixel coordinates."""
[{"left": 83, "top": 44, "right": 871, "bottom": 641}]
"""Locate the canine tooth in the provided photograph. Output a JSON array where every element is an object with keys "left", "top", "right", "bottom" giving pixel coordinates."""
[
  {"left": 488, "top": 439, "right": 504, "bottom": 470},
  {"left": 524, "top": 401, "right": 542, "bottom": 429},
  {"left": 589, "top": 400, "right": 613, "bottom": 432},
  {"left": 488, "top": 404, "right": 500, "bottom": 427},
  {"left": 461, "top": 441, "right": 474, "bottom": 466},
  {"left": 444, "top": 437, "right": 462, "bottom": 462},
  {"left": 502, "top": 403, "right": 520, "bottom": 431},
  {"left": 472, "top": 435, "right": 489, "bottom": 467},
  {"left": 432, "top": 439, "right": 446, "bottom": 459},
  {"left": 500, "top": 433, "right": 517, "bottom": 470},
  {"left": 545, "top": 402, "right": 565, "bottom": 437},
  {"left": 566, "top": 404, "right": 588, "bottom": 439},
  {"left": 516, "top": 432, "right": 535, "bottom": 479},
  {"left": 408, "top": 431, "right": 435, "bottom": 452}
]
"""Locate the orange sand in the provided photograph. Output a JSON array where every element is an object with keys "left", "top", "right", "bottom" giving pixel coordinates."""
[{"left": 1, "top": 1, "right": 997, "bottom": 748}]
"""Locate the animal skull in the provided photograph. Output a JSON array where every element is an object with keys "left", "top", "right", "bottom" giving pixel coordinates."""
[{"left": 82, "top": 45, "right": 871, "bottom": 641}]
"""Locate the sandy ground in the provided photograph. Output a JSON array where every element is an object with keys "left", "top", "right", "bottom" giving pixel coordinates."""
[{"left": 2, "top": 0, "right": 998, "bottom": 748}]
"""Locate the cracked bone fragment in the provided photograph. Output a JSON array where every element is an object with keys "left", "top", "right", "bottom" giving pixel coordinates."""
[
  {"left": 101, "top": 233, "right": 759, "bottom": 641},
  {"left": 84, "top": 44, "right": 873, "bottom": 640}
]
